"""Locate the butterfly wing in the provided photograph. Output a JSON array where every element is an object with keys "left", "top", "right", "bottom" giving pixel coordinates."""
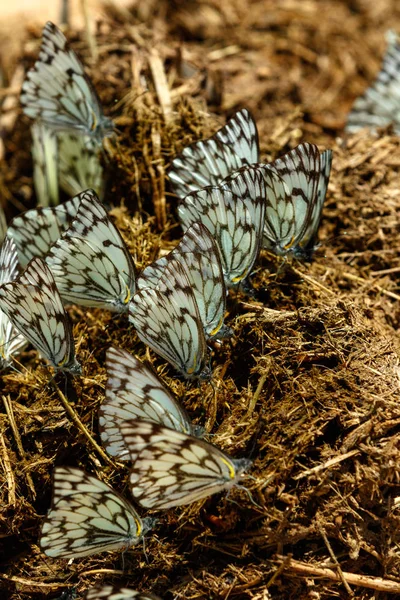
[
  {"left": 138, "top": 223, "right": 228, "bottom": 339},
  {"left": 129, "top": 261, "right": 210, "bottom": 380},
  {"left": 58, "top": 132, "right": 104, "bottom": 199},
  {"left": 86, "top": 586, "right": 161, "bottom": 600},
  {"left": 168, "top": 108, "right": 259, "bottom": 200},
  {"left": 45, "top": 190, "right": 136, "bottom": 311},
  {"left": 100, "top": 347, "right": 197, "bottom": 460},
  {"left": 7, "top": 193, "right": 81, "bottom": 267},
  {"left": 21, "top": 22, "right": 113, "bottom": 142},
  {"left": 346, "top": 35, "right": 400, "bottom": 134},
  {"left": 40, "top": 467, "right": 145, "bottom": 558},
  {"left": 118, "top": 419, "right": 252, "bottom": 509},
  {"left": 0, "top": 258, "right": 81, "bottom": 374},
  {"left": 0, "top": 238, "right": 27, "bottom": 369},
  {"left": 178, "top": 168, "right": 266, "bottom": 286},
  {"left": 31, "top": 121, "right": 59, "bottom": 207}
]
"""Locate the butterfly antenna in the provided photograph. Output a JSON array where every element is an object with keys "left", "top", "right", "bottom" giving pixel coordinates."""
[{"left": 232, "top": 483, "right": 263, "bottom": 510}]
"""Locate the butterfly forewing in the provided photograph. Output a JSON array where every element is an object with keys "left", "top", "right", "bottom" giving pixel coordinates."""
[
  {"left": 86, "top": 586, "right": 162, "bottom": 600},
  {"left": 0, "top": 238, "right": 27, "bottom": 369},
  {"left": 138, "top": 223, "right": 228, "bottom": 339},
  {"left": 100, "top": 347, "right": 198, "bottom": 460},
  {"left": 21, "top": 22, "right": 113, "bottom": 144},
  {"left": 31, "top": 121, "right": 59, "bottom": 207},
  {"left": 346, "top": 35, "right": 400, "bottom": 134},
  {"left": 0, "top": 257, "right": 81, "bottom": 374},
  {"left": 118, "top": 420, "right": 252, "bottom": 509},
  {"left": 40, "top": 467, "right": 151, "bottom": 558},
  {"left": 45, "top": 190, "right": 136, "bottom": 311},
  {"left": 129, "top": 261, "right": 210, "bottom": 380},
  {"left": 168, "top": 108, "right": 259, "bottom": 200},
  {"left": 7, "top": 193, "right": 81, "bottom": 267}
]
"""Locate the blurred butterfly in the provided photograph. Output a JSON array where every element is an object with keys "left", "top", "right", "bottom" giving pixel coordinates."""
[
  {"left": 261, "top": 142, "right": 333, "bottom": 260},
  {"left": 0, "top": 257, "right": 81, "bottom": 375},
  {"left": 0, "top": 238, "right": 27, "bottom": 369},
  {"left": 86, "top": 586, "right": 162, "bottom": 600},
  {"left": 178, "top": 167, "right": 266, "bottom": 287},
  {"left": 7, "top": 191, "right": 82, "bottom": 267},
  {"left": 45, "top": 189, "right": 137, "bottom": 312},
  {"left": 31, "top": 122, "right": 104, "bottom": 207},
  {"left": 138, "top": 222, "right": 230, "bottom": 339},
  {"left": 21, "top": 22, "right": 114, "bottom": 146},
  {"left": 168, "top": 108, "right": 259, "bottom": 199},
  {"left": 346, "top": 32, "right": 400, "bottom": 135},
  {"left": 117, "top": 419, "right": 252, "bottom": 509},
  {"left": 129, "top": 260, "right": 211, "bottom": 380},
  {"left": 40, "top": 467, "right": 155, "bottom": 558},
  {"left": 99, "top": 347, "right": 203, "bottom": 460}
]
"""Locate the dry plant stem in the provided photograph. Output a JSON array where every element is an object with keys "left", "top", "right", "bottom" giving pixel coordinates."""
[
  {"left": 246, "top": 371, "right": 268, "bottom": 417},
  {"left": 49, "top": 378, "right": 115, "bottom": 467},
  {"left": 294, "top": 449, "right": 360, "bottom": 480},
  {"left": 290, "top": 265, "right": 335, "bottom": 295},
  {"left": 340, "top": 271, "right": 400, "bottom": 301},
  {"left": 0, "top": 65, "right": 25, "bottom": 161},
  {"left": 0, "top": 574, "right": 68, "bottom": 589},
  {"left": 0, "top": 432, "right": 16, "bottom": 504},
  {"left": 2, "top": 395, "right": 37, "bottom": 498},
  {"left": 81, "top": 0, "right": 98, "bottom": 61},
  {"left": 277, "top": 556, "right": 400, "bottom": 593},
  {"left": 148, "top": 49, "right": 173, "bottom": 123},
  {"left": 319, "top": 524, "right": 353, "bottom": 596}
]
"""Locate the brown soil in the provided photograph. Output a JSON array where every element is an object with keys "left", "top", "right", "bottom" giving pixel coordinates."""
[{"left": 1, "top": 1, "right": 400, "bottom": 599}]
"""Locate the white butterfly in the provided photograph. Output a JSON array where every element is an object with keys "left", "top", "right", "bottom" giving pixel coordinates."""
[
  {"left": 168, "top": 108, "right": 259, "bottom": 200},
  {"left": 21, "top": 22, "right": 114, "bottom": 145},
  {"left": 45, "top": 189, "right": 137, "bottom": 312},
  {"left": 40, "top": 466, "right": 155, "bottom": 559},
  {"left": 7, "top": 191, "right": 82, "bottom": 267},
  {"left": 100, "top": 347, "right": 202, "bottom": 460},
  {"left": 0, "top": 257, "right": 81, "bottom": 375},
  {"left": 117, "top": 419, "right": 252, "bottom": 509},
  {"left": 178, "top": 167, "right": 266, "bottom": 287},
  {"left": 31, "top": 122, "right": 104, "bottom": 207},
  {"left": 0, "top": 238, "right": 27, "bottom": 369},
  {"left": 346, "top": 32, "right": 400, "bottom": 135},
  {"left": 138, "top": 222, "right": 230, "bottom": 339},
  {"left": 129, "top": 260, "right": 211, "bottom": 380},
  {"left": 86, "top": 586, "right": 162, "bottom": 600},
  {"left": 261, "top": 143, "right": 333, "bottom": 260}
]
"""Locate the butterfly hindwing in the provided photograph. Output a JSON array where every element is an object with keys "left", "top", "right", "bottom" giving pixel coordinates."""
[
  {"left": 100, "top": 347, "right": 198, "bottom": 460},
  {"left": 129, "top": 260, "right": 210, "bottom": 380},
  {"left": 31, "top": 121, "right": 60, "bottom": 207},
  {"left": 0, "top": 257, "right": 81, "bottom": 374},
  {"left": 118, "top": 419, "right": 252, "bottom": 509},
  {"left": 20, "top": 22, "right": 113, "bottom": 144},
  {"left": 40, "top": 467, "right": 152, "bottom": 559},
  {"left": 86, "top": 586, "right": 162, "bottom": 600}
]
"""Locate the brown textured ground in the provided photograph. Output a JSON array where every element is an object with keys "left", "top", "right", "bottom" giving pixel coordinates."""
[{"left": 1, "top": 1, "right": 400, "bottom": 599}]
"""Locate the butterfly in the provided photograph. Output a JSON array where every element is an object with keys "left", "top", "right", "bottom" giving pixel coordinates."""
[
  {"left": 21, "top": 22, "right": 114, "bottom": 145},
  {"left": 31, "top": 122, "right": 104, "bottom": 207},
  {"left": 168, "top": 108, "right": 259, "bottom": 200},
  {"left": 45, "top": 189, "right": 137, "bottom": 312},
  {"left": 85, "top": 586, "right": 162, "bottom": 600},
  {"left": 178, "top": 167, "right": 266, "bottom": 287},
  {"left": 0, "top": 238, "right": 27, "bottom": 369},
  {"left": 346, "top": 32, "right": 400, "bottom": 135},
  {"left": 99, "top": 347, "right": 202, "bottom": 460},
  {"left": 0, "top": 257, "right": 81, "bottom": 375},
  {"left": 7, "top": 191, "right": 82, "bottom": 267},
  {"left": 40, "top": 466, "right": 155, "bottom": 559},
  {"left": 138, "top": 222, "right": 230, "bottom": 339},
  {"left": 261, "top": 143, "right": 333, "bottom": 260},
  {"left": 129, "top": 259, "right": 211, "bottom": 380},
  {"left": 116, "top": 419, "right": 252, "bottom": 509}
]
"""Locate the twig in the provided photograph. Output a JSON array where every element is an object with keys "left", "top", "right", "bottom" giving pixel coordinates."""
[
  {"left": 0, "top": 574, "right": 68, "bottom": 589},
  {"left": 148, "top": 49, "right": 172, "bottom": 123},
  {"left": 81, "top": 0, "right": 98, "bottom": 61},
  {"left": 276, "top": 555, "right": 400, "bottom": 593},
  {"left": 341, "top": 271, "right": 400, "bottom": 301},
  {"left": 318, "top": 523, "right": 354, "bottom": 596},
  {"left": 0, "top": 432, "right": 16, "bottom": 505},
  {"left": 246, "top": 370, "right": 269, "bottom": 417},
  {"left": 50, "top": 379, "right": 115, "bottom": 466},
  {"left": 294, "top": 449, "right": 359, "bottom": 480},
  {"left": 290, "top": 265, "right": 336, "bottom": 295},
  {"left": 3, "top": 395, "right": 36, "bottom": 499}
]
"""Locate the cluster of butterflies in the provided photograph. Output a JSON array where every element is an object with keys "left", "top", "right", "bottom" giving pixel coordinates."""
[{"left": 5, "top": 18, "right": 399, "bottom": 600}]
